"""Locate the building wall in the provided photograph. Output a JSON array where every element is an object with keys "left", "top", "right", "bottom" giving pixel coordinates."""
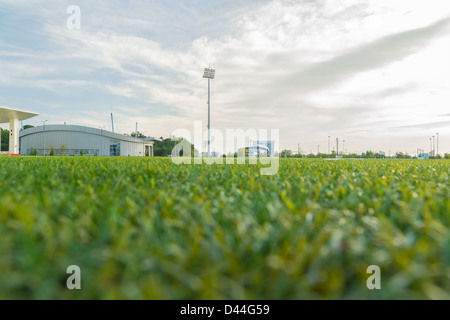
[
  {"left": 252, "top": 140, "right": 275, "bottom": 157},
  {"left": 19, "top": 125, "right": 154, "bottom": 156}
]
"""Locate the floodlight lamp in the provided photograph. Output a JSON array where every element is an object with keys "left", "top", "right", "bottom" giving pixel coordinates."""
[{"left": 203, "top": 68, "right": 216, "bottom": 79}]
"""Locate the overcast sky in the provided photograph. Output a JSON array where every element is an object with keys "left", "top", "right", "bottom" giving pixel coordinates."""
[{"left": 1, "top": 0, "right": 450, "bottom": 155}]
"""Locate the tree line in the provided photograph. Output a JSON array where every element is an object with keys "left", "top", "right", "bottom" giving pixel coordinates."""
[
  {"left": 279, "top": 150, "right": 450, "bottom": 159},
  {"left": 1, "top": 125, "right": 34, "bottom": 151},
  {"left": 3, "top": 126, "right": 449, "bottom": 159}
]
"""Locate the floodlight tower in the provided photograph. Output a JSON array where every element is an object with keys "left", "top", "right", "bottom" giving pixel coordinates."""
[
  {"left": 336, "top": 138, "right": 339, "bottom": 158},
  {"left": 432, "top": 135, "right": 435, "bottom": 157},
  {"left": 203, "top": 67, "right": 216, "bottom": 157},
  {"left": 328, "top": 136, "right": 330, "bottom": 155},
  {"left": 430, "top": 137, "right": 432, "bottom": 156},
  {"left": 42, "top": 120, "right": 48, "bottom": 156},
  {"left": 436, "top": 132, "right": 439, "bottom": 157}
]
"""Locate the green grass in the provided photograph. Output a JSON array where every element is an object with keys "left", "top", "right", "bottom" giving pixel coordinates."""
[{"left": 0, "top": 157, "right": 449, "bottom": 299}]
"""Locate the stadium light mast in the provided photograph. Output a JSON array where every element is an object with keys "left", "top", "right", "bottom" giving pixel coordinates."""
[
  {"left": 203, "top": 67, "right": 216, "bottom": 158},
  {"left": 328, "top": 136, "right": 330, "bottom": 155},
  {"left": 99, "top": 126, "right": 106, "bottom": 155},
  {"left": 429, "top": 137, "right": 432, "bottom": 156},
  {"left": 336, "top": 138, "right": 339, "bottom": 158},
  {"left": 42, "top": 120, "right": 48, "bottom": 156},
  {"left": 436, "top": 132, "right": 439, "bottom": 157},
  {"left": 111, "top": 113, "right": 114, "bottom": 133},
  {"left": 432, "top": 135, "right": 435, "bottom": 157}
]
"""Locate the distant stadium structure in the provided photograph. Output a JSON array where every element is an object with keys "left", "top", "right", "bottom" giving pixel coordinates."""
[
  {"left": 238, "top": 145, "right": 269, "bottom": 158},
  {"left": 418, "top": 152, "right": 429, "bottom": 160},
  {"left": 20, "top": 124, "right": 157, "bottom": 156},
  {"left": 252, "top": 140, "right": 275, "bottom": 157}
]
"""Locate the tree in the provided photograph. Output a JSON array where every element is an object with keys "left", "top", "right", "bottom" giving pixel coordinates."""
[
  {"left": 131, "top": 131, "right": 147, "bottom": 138},
  {"left": 280, "top": 150, "right": 292, "bottom": 157},
  {"left": 31, "top": 148, "right": 38, "bottom": 156},
  {"left": 60, "top": 145, "right": 67, "bottom": 156},
  {"left": 1, "top": 129, "right": 8, "bottom": 151},
  {"left": 154, "top": 138, "right": 176, "bottom": 157},
  {"left": 364, "top": 150, "right": 375, "bottom": 158},
  {"left": 395, "top": 152, "right": 411, "bottom": 159},
  {"left": 49, "top": 147, "right": 54, "bottom": 156},
  {"left": 154, "top": 137, "right": 198, "bottom": 157}
]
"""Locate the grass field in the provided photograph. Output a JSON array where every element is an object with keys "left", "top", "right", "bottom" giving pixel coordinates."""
[{"left": 0, "top": 157, "right": 449, "bottom": 299}]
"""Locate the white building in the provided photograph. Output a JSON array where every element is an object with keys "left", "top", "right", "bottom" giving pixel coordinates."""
[
  {"left": 20, "top": 124, "right": 157, "bottom": 156},
  {"left": 238, "top": 145, "right": 270, "bottom": 157},
  {"left": 0, "top": 106, "right": 39, "bottom": 154},
  {"left": 252, "top": 140, "right": 275, "bottom": 157}
]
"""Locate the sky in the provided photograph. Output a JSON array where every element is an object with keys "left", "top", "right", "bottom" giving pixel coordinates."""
[{"left": 1, "top": 0, "right": 450, "bottom": 155}]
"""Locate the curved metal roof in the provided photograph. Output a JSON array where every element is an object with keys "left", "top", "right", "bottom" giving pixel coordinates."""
[
  {"left": 19, "top": 124, "right": 155, "bottom": 143},
  {"left": 241, "top": 145, "right": 270, "bottom": 151}
]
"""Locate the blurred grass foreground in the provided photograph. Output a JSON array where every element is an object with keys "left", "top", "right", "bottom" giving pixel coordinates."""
[{"left": 0, "top": 157, "right": 448, "bottom": 299}]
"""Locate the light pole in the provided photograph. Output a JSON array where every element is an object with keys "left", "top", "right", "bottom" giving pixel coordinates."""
[
  {"left": 343, "top": 140, "right": 345, "bottom": 156},
  {"left": 432, "top": 135, "right": 435, "bottom": 157},
  {"left": 317, "top": 145, "right": 320, "bottom": 157},
  {"left": 436, "top": 132, "right": 439, "bottom": 157},
  {"left": 99, "top": 126, "right": 106, "bottom": 156},
  {"left": 336, "top": 138, "right": 339, "bottom": 158},
  {"left": 328, "top": 136, "right": 330, "bottom": 155},
  {"left": 430, "top": 137, "right": 432, "bottom": 156},
  {"left": 42, "top": 120, "right": 48, "bottom": 156},
  {"left": 203, "top": 67, "right": 216, "bottom": 157}
]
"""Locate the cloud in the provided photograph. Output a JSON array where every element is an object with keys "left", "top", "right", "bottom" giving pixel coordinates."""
[
  {"left": 391, "top": 120, "right": 450, "bottom": 131},
  {"left": 261, "top": 16, "right": 450, "bottom": 98}
]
